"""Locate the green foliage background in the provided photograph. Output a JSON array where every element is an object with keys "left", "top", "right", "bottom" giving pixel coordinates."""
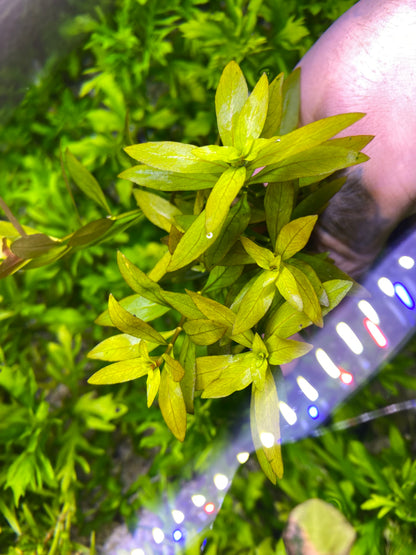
[{"left": 2, "top": 0, "right": 416, "bottom": 553}]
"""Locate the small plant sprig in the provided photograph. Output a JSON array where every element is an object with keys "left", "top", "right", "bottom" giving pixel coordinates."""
[{"left": 87, "top": 61, "right": 371, "bottom": 482}]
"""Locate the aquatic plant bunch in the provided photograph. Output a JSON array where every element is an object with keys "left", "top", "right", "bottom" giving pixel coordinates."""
[{"left": 87, "top": 61, "right": 371, "bottom": 482}]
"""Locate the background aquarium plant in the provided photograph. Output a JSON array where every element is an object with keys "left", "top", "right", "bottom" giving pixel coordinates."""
[{"left": 2, "top": 1, "right": 416, "bottom": 554}]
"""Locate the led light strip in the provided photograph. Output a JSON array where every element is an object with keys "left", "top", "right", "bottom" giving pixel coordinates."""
[{"left": 112, "top": 225, "right": 416, "bottom": 554}]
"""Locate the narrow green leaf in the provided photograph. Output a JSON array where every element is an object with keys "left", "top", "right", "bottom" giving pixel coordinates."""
[
  {"left": 235, "top": 73, "right": 269, "bottom": 152},
  {"left": 95, "top": 294, "right": 170, "bottom": 327},
  {"left": 125, "top": 142, "right": 227, "bottom": 173},
  {"left": 160, "top": 290, "right": 204, "bottom": 319},
  {"left": 179, "top": 335, "right": 196, "bottom": 414},
  {"left": 186, "top": 289, "right": 253, "bottom": 348},
  {"left": 119, "top": 165, "right": 220, "bottom": 191},
  {"left": 88, "top": 357, "right": 153, "bottom": 385},
  {"left": 276, "top": 215, "right": 318, "bottom": 260},
  {"left": 205, "top": 166, "right": 247, "bottom": 236},
  {"left": 186, "top": 290, "right": 235, "bottom": 328},
  {"left": 290, "top": 258, "right": 328, "bottom": 307},
  {"left": 250, "top": 408, "right": 277, "bottom": 484},
  {"left": 252, "top": 368, "right": 283, "bottom": 480},
  {"left": 168, "top": 210, "right": 220, "bottom": 272},
  {"left": 322, "top": 279, "right": 353, "bottom": 314},
  {"left": 296, "top": 252, "right": 357, "bottom": 285},
  {"left": 240, "top": 236, "right": 276, "bottom": 270},
  {"left": 66, "top": 149, "right": 111, "bottom": 213},
  {"left": 265, "top": 182, "right": 295, "bottom": 249},
  {"left": 265, "top": 301, "right": 312, "bottom": 339},
  {"left": 276, "top": 265, "right": 303, "bottom": 311},
  {"left": 196, "top": 352, "right": 255, "bottom": 398},
  {"left": 67, "top": 218, "right": 114, "bottom": 247},
  {"left": 203, "top": 265, "right": 244, "bottom": 294},
  {"left": 292, "top": 176, "right": 346, "bottom": 219},
  {"left": 251, "top": 113, "right": 366, "bottom": 169},
  {"left": 262, "top": 73, "right": 284, "bottom": 139},
  {"left": 10, "top": 233, "right": 60, "bottom": 258},
  {"left": 266, "top": 336, "right": 313, "bottom": 365},
  {"left": 146, "top": 368, "right": 160, "bottom": 407},
  {"left": 108, "top": 294, "right": 167, "bottom": 344},
  {"left": 192, "top": 145, "right": 240, "bottom": 163},
  {"left": 133, "top": 189, "right": 182, "bottom": 232},
  {"left": 159, "top": 368, "right": 187, "bottom": 441},
  {"left": 162, "top": 353, "right": 185, "bottom": 382},
  {"left": 117, "top": 251, "right": 167, "bottom": 305},
  {"left": 215, "top": 61, "right": 248, "bottom": 147},
  {"left": 278, "top": 67, "right": 300, "bottom": 135},
  {"left": 88, "top": 334, "right": 147, "bottom": 362},
  {"left": 204, "top": 194, "right": 251, "bottom": 268},
  {"left": 252, "top": 145, "right": 369, "bottom": 183},
  {"left": 183, "top": 319, "right": 227, "bottom": 346},
  {"left": 287, "top": 269, "right": 324, "bottom": 327},
  {"left": 233, "top": 270, "right": 278, "bottom": 335},
  {"left": 328, "top": 134, "right": 374, "bottom": 151}
]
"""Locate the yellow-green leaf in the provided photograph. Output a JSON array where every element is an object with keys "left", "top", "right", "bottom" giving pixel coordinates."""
[
  {"left": 160, "top": 290, "right": 204, "bottom": 319},
  {"left": 265, "top": 182, "right": 295, "bottom": 250},
  {"left": 250, "top": 390, "right": 276, "bottom": 485},
  {"left": 262, "top": 73, "right": 284, "bottom": 139},
  {"left": 276, "top": 215, "right": 318, "bottom": 260},
  {"left": 290, "top": 258, "right": 328, "bottom": 307},
  {"left": 233, "top": 270, "right": 278, "bottom": 335},
  {"left": 168, "top": 210, "right": 220, "bottom": 272},
  {"left": 322, "top": 279, "right": 353, "bottom": 314},
  {"left": 186, "top": 289, "right": 253, "bottom": 348},
  {"left": 88, "top": 357, "right": 153, "bottom": 385},
  {"left": 204, "top": 194, "right": 251, "bottom": 268},
  {"left": 205, "top": 166, "right": 247, "bottom": 236},
  {"left": 162, "top": 353, "right": 185, "bottom": 382},
  {"left": 196, "top": 352, "right": 255, "bottom": 398},
  {"left": 66, "top": 149, "right": 111, "bottom": 214},
  {"left": 240, "top": 236, "right": 276, "bottom": 270},
  {"left": 95, "top": 294, "right": 170, "bottom": 327},
  {"left": 179, "top": 336, "right": 196, "bottom": 414},
  {"left": 215, "top": 61, "right": 248, "bottom": 147},
  {"left": 253, "top": 113, "right": 365, "bottom": 169},
  {"left": 183, "top": 319, "right": 227, "bottom": 346},
  {"left": 278, "top": 67, "right": 300, "bottom": 135},
  {"left": 117, "top": 251, "right": 167, "bottom": 305},
  {"left": 203, "top": 265, "right": 244, "bottom": 294},
  {"left": 292, "top": 176, "right": 346, "bottom": 219},
  {"left": 251, "top": 369, "right": 283, "bottom": 480},
  {"left": 266, "top": 335, "right": 313, "bottom": 365},
  {"left": 159, "top": 368, "right": 187, "bottom": 441},
  {"left": 125, "top": 142, "right": 227, "bottom": 173},
  {"left": 88, "top": 334, "right": 148, "bottom": 362},
  {"left": 108, "top": 294, "right": 167, "bottom": 344},
  {"left": 133, "top": 189, "right": 182, "bottom": 232},
  {"left": 276, "top": 265, "right": 303, "bottom": 311},
  {"left": 192, "top": 145, "right": 240, "bottom": 163},
  {"left": 252, "top": 145, "right": 369, "bottom": 184},
  {"left": 234, "top": 73, "right": 269, "bottom": 152},
  {"left": 277, "top": 264, "right": 323, "bottom": 327},
  {"left": 265, "top": 301, "right": 312, "bottom": 339},
  {"left": 186, "top": 290, "right": 235, "bottom": 328},
  {"left": 119, "top": 165, "right": 220, "bottom": 191},
  {"left": 146, "top": 368, "right": 160, "bottom": 407}
]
